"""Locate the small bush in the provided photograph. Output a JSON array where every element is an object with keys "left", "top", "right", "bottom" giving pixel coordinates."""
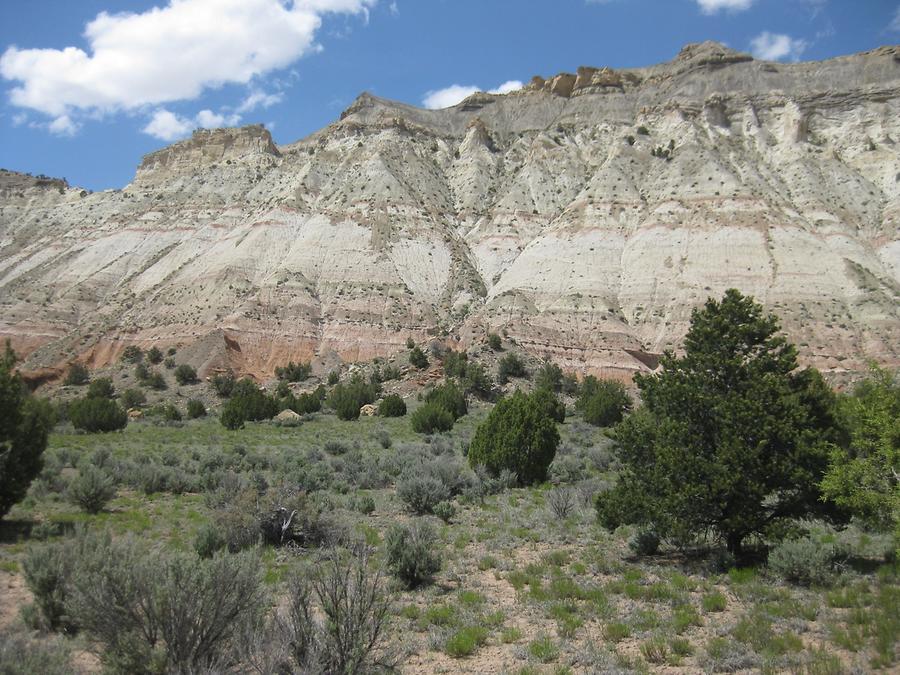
[
  {"left": 146, "top": 346, "right": 163, "bottom": 364},
  {"left": 121, "top": 345, "right": 143, "bottom": 363},
  {"left": 86, "top": 377, "right": 115, "bottom": 399},
  {"left": 163, "top": 357, "right": 175, "bottom": 369},
  {"left": 629, "top": 529, "right": 661, "bottom": 557},
  {"left": 173, "top": 364, "right": 198, "bottom": 385},
  {"left": 378, "top": 394, "right": 406, "bottom": 417},
  {"left": 327, "top": 370, "right": 340, "bottom": 385},
  {"left": 64, "top": 363, "right": 89, "bottom": 386},
  {"left": 532, "top": 387, "right": 565, "bottom": 423},
  {"left": 424, "top": 382, "right": 467, "bottom": 420},
  {"left": 0, "top": 630, "right": 72, "bottom": 674},
  {"left": 211, "top": 372, "right": 236, "bottom": 397},
  {"left": 410, "top": 403, "right": 454, "bottom": 434},
  {"left": 497, "top": 352, "right": 527, "bottom": 384},
  {"left": 68, "top": 538, "right": 265, "bottom": 674},
  {"left": 535, "top": 361, "right": 563, "bottom": 392},
  {"left": 275, "top": 361, "right": 311, "bottom": 382},
  {"left": 119, "top": 388, "right": 146, "bottom": 409},
  {"left": 384, "top": 520, "right": 441, "bottom": 588},
  {"left": 547, "top": 487, "right": 577, "bottom": 519},
  {"left": 468, "top": 390, "right": 560, "bottom": 485},
  {"left": 145, "top": 370, "right": 167, "bottom": 390},
  {"left": 69, "top": 397, "right": 127, "bottom": 432},
  {"left": 22, "top": 540, "right": 76, "bottom": 632},
  {"left": 282, "top": 545, "right": 392, "bottom": 673},
  {"left": 220, "top": 380, "right": 278, "bottom": 428},
  {"left": 160, "top": 402, "right": 182, "bottom": 422},
  {"left": 487, "top": 333, "right": 502, "bottom": 351},
  {"left": 194, "top": 523, "right": 226, "bottom": 559},
  {"left": 328, "top": 376, "right": 378, "bottom": 421},
  {"left": 186, "top": 399, "right": 206, "bottom": 419},
  {"left": 768, "top": 536, "right": 843, "bottom": 586},
  {"left": 576, "top": 376, "right": 631, "bottom": 426},
  {"left": 409, "top": 345, "right": 428, "bottom": 369},
  {"left": 445, "top": 625, "right": 488, "bottom": 658},
  {"left": 433, "top": 500, "right": 456, "bottom": 523},
  {"left": 397, "top": 469, "right": 450, "bottom": 514},
  {"left": 351, "top": 494, "right": 376, "bottom": 515},
  {"left": 67, "top": 466, "right": 116, "bottom": 514}
]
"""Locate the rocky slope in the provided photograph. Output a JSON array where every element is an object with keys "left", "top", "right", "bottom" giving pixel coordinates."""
[{"left": 1, "top": 42, "right": 899, "bottom": 381}]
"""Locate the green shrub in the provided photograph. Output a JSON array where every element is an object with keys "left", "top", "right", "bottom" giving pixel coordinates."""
[
  {"left": 145, "top": 370, "right": 167, "bottom": 390},
  {"left": 378, "top": 394, "right": 406, "bottom": 417},
  {"left": 445, "top": 625, "right": 488, "bottom": 657},
  {"left": 67, "top": 466, "right": 116, "bottom": 514},
  {"left": 433, "top": 500, "right": 456, "bottom": 523},
  {"left": 384, "top": 520, "right": 441, "bottom": 588},
  {"left": 86, "top": 377, "right": 115, "bottom": 399},
  {"left": 211, "top": 372, "right": 236, "bottom": 397},
  {"left": 442, "top": 350, "right": 468, "bottom": 379},
  {"left": 768, "top": 536, "right": 843, "bottom": 586},
  {"left": 0, "top": 630, "right": 72, "bottom": 674},
  {"left": 282, "top": 391, "right": 322, "bottom": 415},
  {"left": 67, "top": 537, "right": 265, "bottom": 674},
  {"left": 220, "top": 380, "right": 278, "bottom": 428},
  {"left": 532, "top": 387, "right": 565, "bottom": 423},
  {"left": 328, "top": 376, "right": 378, "bottom": 421},
  {"left": 397, "top": 469, "right": 451, "bottom": 514},
  {"left": 424, "top": 381, "right": 467, "bottom": 420},
  {"left": 160, "top": 402, "right": 182, "bottom": 422},
  {"left": 121, "top": 345, "right": 143, "bottom": 363},
  {"left": 0, "top": 343, "right": 53, "bottom": 518},
  {"left": 461, "top": 361, "right": 492, "bottom": 398},
  {"left": 173, "top": 364, "right": 198, "bottom": 385},
  {"left": 193, "top": 523, "right": 226, "bottom": 559},
  {"left": 409, "top": 345, "right": 428, "bottom": 369},
  {"left": 119, "top": 388, "right": 146, "bottom": 409},
  {"left": 576, "top": 376, "right": 631, "bottom": 426},
  {"left": 22, "top": 540, "right": 76, "bottom": 632},
  {"left": 275, "top": 361, "right": 311, "bottom": 382},
  {"left": 535, "top": 361, "right": 563, "bottom": 392},
  {"left": 146, "top": 346, "right": 163, "bottom": 364},
  {"left": 487, "top": 333, "right": 502, "bottom": 351},
  {"left": 163, "top": 357, "right": 175, "bottom": 369},
  {"left": 282, "top": 545, "right": 390, "bottom": 674},
  {"left": 64, "top": 363, "right": 89, "bottom": 386},
  {"left": 497, "top": 352, "right": 527, "bottom": 384},
  {"left": 410, "top": 403, "right": 454, "bottom": 434},
  {"left": 629, "top": 530, "right": 660, "bottom": 556},
  {"left": 221, "top": 405, "right": 245, "bottom": 430},
  {"left": 468, "top": 390, "right": 560, "bottom": 485},
  {"left": 186, "top": 399, "right": 206, "bottom": 419},
  {"left": 327, "top": 370, "right": 340, "bottom": 385},
  {"left": 69, "top": 397, "right": 127, "bottom": 433}
]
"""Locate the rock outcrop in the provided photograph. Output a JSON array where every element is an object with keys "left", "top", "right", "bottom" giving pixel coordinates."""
[{"left": 1, "top": 43, "right": 898, "bottom": 381}]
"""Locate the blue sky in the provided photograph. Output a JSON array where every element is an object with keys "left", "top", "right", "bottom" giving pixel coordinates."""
[{"left": 1, "top": 0, "right": 898, "bottom": 191}]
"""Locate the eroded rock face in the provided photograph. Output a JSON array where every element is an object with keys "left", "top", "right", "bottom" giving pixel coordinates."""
[{"left": 1, "top": 44, "right": 899, "bottom": 381}]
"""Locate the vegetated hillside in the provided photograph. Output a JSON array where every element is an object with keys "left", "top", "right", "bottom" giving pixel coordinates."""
[{"left": 1, "top": 41, "right": 898, "bottom": 381}]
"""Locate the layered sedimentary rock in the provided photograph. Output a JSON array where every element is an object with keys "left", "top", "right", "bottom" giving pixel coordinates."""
[{"left": 1, "top": 43, "right": 898, "bottom": 379}]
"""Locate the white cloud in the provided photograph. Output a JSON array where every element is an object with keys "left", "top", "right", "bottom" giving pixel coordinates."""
[
  {"left": 236, "top": 89, "right": 284, "bottom": 114},
  {"left": 142, "top": 109, "right": 194, "bottom": 141},
  {"left": 389, "top": 1, "right": 399, "bottom": 15},
  {"left": 48, "top": 114, "right": 78, "bottom": 136},
  {"left": 696, "top": 0, "right": 755, "bottom": 14},
  {"left": 890, "top": 5, "right": 900, "bottom": 32},
  {"left": 195, "top": 109, "right": 241, "bottom": 128},
  {"left": 422, "top": 80, "right": 523, "bottom": 109},
  {"left": 142, "top": 106, "right": 245, "bottom": 141},
  {"left": 491, "top": 80, "right": 523, "bottom": 95},
  {"left": 750, "top": 32, "right": 809, "bottom": 61},
  {"left": 0, "top": 0, "right": 374, "bottom": 127}
]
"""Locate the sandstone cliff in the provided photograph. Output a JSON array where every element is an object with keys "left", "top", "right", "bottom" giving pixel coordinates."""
[{"left": 1, "top": 43, "right": 898, "bottom": 380}]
